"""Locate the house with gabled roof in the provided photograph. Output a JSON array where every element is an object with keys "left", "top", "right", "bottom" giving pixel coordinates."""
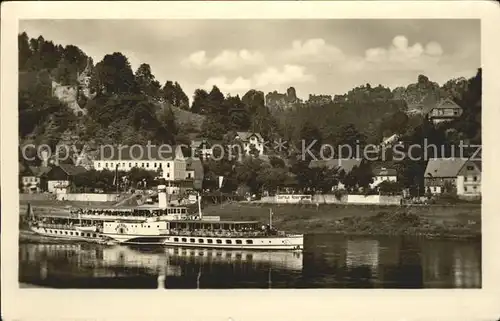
[
  {"left": 234, "top": 132, "right": 265, "bottom": 156},
  {"left": 370, "top": 166, "right": 398, "bottom": 189},
  {"left": 427, "top": 98, "right": 463, "bottom": 124},
  {"left": 20, "top": 164, "right": 52, "bottom": 193},
  {"left": 424, "top": 157, "right": 481, "bottom": 197},
  {"left": 46, "top": 164, "right": 87, "bottom": 194},
  {"left": 190, "top": 138, "right": 214, "bottom": 160}
]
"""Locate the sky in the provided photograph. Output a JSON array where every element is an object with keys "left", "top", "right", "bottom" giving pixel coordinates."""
[{"left": 20, "top": 19, "right": 480, "bottom": 101}]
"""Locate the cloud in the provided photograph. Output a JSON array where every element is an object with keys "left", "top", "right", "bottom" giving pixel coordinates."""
[
  {"left": 182, "top": 50, "right": 208, "bottom": 68},
  {"left": 183, "top": 49, "right": 264, "bottom": 70},
  {"left": 283, "top": 38, "right": 344, "bottom": 62},
  {"left": 202, "top": 76, "right": 252, "bottom": 93},
  {"left": 360, "top": 35, "right": 443, "bottom": 70},
  {"left": 254, "top": 65, "right": 315, "bottom": 87},
  {"left": 209, "top": 50, "right": 264, "bottom": 70}
]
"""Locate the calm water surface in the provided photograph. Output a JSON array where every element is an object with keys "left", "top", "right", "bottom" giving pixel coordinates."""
[{"left": 19, "top": 234, "right": 481, "bottom": 288}]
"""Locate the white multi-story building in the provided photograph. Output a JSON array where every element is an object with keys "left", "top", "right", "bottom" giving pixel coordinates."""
[{"left": 93, "top": 145, "right": 187, "bottom": 181}]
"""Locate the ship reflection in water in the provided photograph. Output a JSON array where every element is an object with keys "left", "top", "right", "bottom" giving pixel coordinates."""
[{"left": 19, "top": 234, "right": 481, "bottom": 288}]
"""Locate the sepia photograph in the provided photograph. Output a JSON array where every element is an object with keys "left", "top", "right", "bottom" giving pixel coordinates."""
[
  {"left": 2, "top": 1, "right": 500, "bottom": 321},
  {"left": 16, "top": 18, "right": 482, "bottom": 289}
]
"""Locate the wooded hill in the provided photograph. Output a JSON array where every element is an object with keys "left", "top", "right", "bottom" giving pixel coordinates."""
[{"left": 19, "top": 32, "right": 481, "bottom": 165}]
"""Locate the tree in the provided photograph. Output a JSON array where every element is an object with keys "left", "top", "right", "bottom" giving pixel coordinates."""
[
  {"left": 299, "top": 121, "right": 322, "bottom": 160},
  {"left": 18, "top": 32, "right": 32, "bottom": 71},
  {"left": 89, "top": 52, "right": 137, "bottom": 95},
  {"left": 257, "top": 165, "right": 288, "bottom": 194},
  {"left": 206, "top": 86, "right": 226, "bottom": 115},
  {"left": 201, "top": 116, "right": 228, "bottom": 141},
  {"left": 52, "top": 59, "right": 78, "bottom": 85},
  {"left": 234, "top": 156, "right": 265, "bottom": 194},
  {"left": 135, "top": 63, "right": 161, "bottom": 98},
  {"left": 191, "top": 89, "right": 209, "bottom": 114},
  {"left": 335, "top": 124, "right": 366, "bottom": 152},
  {"left": 378, "top": 181, "right": 402, "bottom": 195},
  {"left": 341, "top": 161, "right": 373, "bottom": 192}
]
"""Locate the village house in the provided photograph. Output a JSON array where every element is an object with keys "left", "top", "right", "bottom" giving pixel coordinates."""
[
  {"left": 19, "top": 164, "right": 52, "bottom": 193},
  {"left": 185, "top": 158, "right": 204, "bottom": 190},
  {"left": 456, "top": 160, "right": 481, "bottom": 198},
  {"left": 370, "top": 166, "right": 398, "bottom": 189},
  {"left": 190, "top": 138, "right": 214, "bottom": 160},
  {"left": 308, "top": 158, "right": 363, "bottom": 190},
  {"left": 427, "top": 98, "right": 463, "bottom": 124},
  {"left": 92, "top": 145, "right": 187, "bottom": 182},
  {"left": 234, "top": 132, "right": 265, "bottom": 156},
  {"left": 46, "top": 164, "right": 87, "bottom": 194},
  {"left": 424, "top": 157, "right": 481, "bottom": 198}
]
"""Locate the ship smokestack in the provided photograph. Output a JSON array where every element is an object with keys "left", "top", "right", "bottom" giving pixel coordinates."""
[{"left": 157, "top": 185, "right": 167, "bottom": 209}]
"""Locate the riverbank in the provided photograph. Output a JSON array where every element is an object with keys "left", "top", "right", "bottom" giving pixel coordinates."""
[
  {"left": 203, "top": 202, "right": 481, "bottom": 240},
  {"left": 20, "top": 201, "right": 481, "bottom": 240}
]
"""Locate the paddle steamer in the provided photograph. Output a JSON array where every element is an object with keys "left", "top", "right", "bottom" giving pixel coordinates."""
[{"left": 27, "top": 185, "right": 304, "bottom": 250}]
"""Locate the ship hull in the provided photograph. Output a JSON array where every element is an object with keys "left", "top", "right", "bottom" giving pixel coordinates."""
[
  {"left": 30, "top": 226, "right": 102, "bottom": 242},
  {"left": 163, "top": 234, "right": 303, "bottom": 251}
]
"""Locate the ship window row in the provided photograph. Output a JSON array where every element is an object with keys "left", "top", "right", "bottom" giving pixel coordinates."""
[
  {"left": 45, "top": 229, "right": 97, "bottom": 238},
  {"left": 97, "top": 162, "right": 171, "bottom": 169},
  {"left": 172, "top": 237, "right": 253, "bottom": 245}
]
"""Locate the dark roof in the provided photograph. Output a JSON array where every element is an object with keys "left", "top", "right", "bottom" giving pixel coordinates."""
[
  {"left": 309, "top": 158, "right": 362, "bottom": 174},
  {"left": 29, "top": 166, "right": 52, "bottom": 177},
  {"left": 372, "top": 167, "right": 397, "bottom": 176},
  {"left": 424, "top": 158, "right": 468, "bottom": 178},
  {"left": 433, "top": 98, "right": 462, "bottom": 110},
  {"left": 235, "top": 132, "right": 264, "bottom": 142},
  {"left": 96, "top": 145, "right": 185, "bottom": 161}
]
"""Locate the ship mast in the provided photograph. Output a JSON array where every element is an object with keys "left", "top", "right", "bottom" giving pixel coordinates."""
[{"left": 197, "top": 192, "right": 203, "bottom": 220}]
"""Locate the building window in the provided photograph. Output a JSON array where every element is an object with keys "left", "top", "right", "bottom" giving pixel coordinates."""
[
  {"left": 181, "top": 238, "right": 187, "bottom": 242},
  {"left": 122, "top": 162, "right": 125, "bottom": 167},
  {"left": 154, "top": 163, "right": 157, "bottom": 168},
  {"left": 174, "top": 237, "right": 179, "bottom": 242},
  {"left": 465, "top": 187, "right": 468, "bottom": 192},
  {"left": 467, "top": 166, "right": 474, "bottom": 170},
  {"left": 216, "top": 239, "right": 222, "bottom": 244},
  {"left": 141, "top": 163, "right": 144, "bottom": 167},
  {"left": 167, "top": 163, "right": 170, "bottom": 168},
  {"left": 198, "top": 239, "right": 204, "bottom": 243},
  {"left": 225, "top": 240, "right": 232, "bottom": 244},
  {"left": 190, "top": 238, "right": 195, "bottom": 243},
  {"left": 97, "top": 163, "right": 101, "bottom": 168},
  {"left": 236, "top": 240, "right": 242, "bottom": 244},
  {"left": 207, "top": 239, "right": 213, "bottom": 244},
  {"left": 129, "top": 163, "right": 132, "bottom": 168},
  {"left": 246, "top": 240, "right": 253, "bottom": 244},
  {"left": 167, "top": 173, "right": 170, "bottom": 178},
  {"left": 187, "top": 173, "right": 192, "bottom": 178},
  {"left": 473, "top": 176, "right": 478, "bottom": 181},
  {"left": 105, "top": 163, "right": 108, "bottom": 168}
]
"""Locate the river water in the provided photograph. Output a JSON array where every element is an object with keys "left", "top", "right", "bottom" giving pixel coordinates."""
[{"left": 19, "top": 234, "right": 481, "bottom": 289}]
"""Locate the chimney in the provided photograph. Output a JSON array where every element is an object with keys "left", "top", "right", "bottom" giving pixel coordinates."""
[
  {"left": 157, "top": 185, "right": 167, "bottom": 209},
  {"left": 40, "top": 150, "right": 49, "bottom": 167}
]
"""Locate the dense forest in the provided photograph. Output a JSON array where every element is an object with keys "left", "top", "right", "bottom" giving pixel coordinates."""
[{"left": 18, "top": 32, "right": 481, "bottom": 196}]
